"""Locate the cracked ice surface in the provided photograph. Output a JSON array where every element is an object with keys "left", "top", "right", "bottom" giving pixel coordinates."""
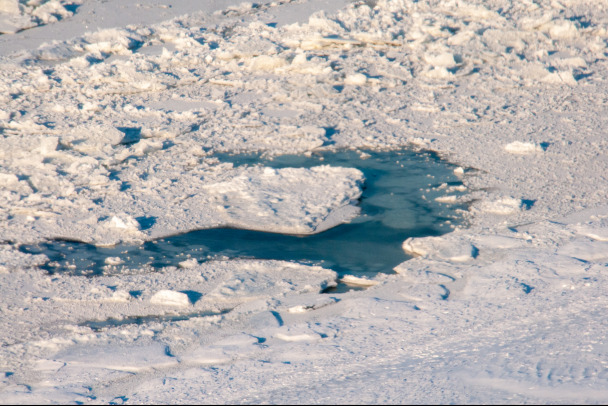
[{"left": 3, "top": 0, "right": 608, "bottom": 403}]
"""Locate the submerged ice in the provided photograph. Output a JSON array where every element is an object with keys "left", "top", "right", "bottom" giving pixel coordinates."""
[{"left": 21, "top": 149, "right": 467, "bottom": 279}]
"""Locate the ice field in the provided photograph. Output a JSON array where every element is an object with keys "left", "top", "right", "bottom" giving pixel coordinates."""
[{"left": 2, "top": 0, "right": 608, "bottom": 403}]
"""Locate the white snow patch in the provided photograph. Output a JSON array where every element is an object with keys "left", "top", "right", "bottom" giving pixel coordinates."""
[{"left": 344, "top": 73, "right": 367, "bottom": 85}]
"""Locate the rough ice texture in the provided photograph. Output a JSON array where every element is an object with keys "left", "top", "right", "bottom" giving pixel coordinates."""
[
  {"left": 3, "top": 0, "right": 608, "bottom": 403},
  {"left": 0, "top": 0, "right": 79, "bottom": 34},
  {"left": 0, "top": 160, "right": 363, "bottom": 245}
]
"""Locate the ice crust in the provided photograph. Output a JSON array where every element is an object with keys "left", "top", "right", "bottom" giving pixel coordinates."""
[{"left": 3, "top": 0, "right": 608, "bottom": 403}]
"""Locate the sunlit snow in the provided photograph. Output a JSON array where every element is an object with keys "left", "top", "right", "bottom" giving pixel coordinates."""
[{"left": 2, "top": 0, "right": 608, "bottom": 403}]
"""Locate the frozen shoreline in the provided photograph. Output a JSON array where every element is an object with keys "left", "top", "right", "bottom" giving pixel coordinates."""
[{"left": 2, "top": 0, "right": 608, "bottom": 403}]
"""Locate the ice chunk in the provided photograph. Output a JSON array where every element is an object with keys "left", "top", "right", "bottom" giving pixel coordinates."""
[
  {"left": 544, "top": 20, "right": 579, "bottom": 40},
  {"left": 287, "top": 305, "right": 310, "bottom": 313},
  {"left": 435, "top": 195, "right": 459, "bottom": 204},
  {"left": 393, "top": 266, "right": 455, "bottom": 284},
  {"left": 34, "top": 136, "right": 58, "bottom": 156},
  {"left": 109, "top": 290, "right": 131, "bottom": 302},
  {"left": 150, "top": 290, "right": 190, "bottom": 306},
  {"left": 472, "top": 235, "right": 528, "bottom": 250},
  {"left": 0, "top": 0, "right": 75, "bottom": 34},
  {"left": 178, "top": 258, "right": 198, "bottom": 269},
  {"left": 479, "top": 198, "right": 522, "bottom": 215},
  {"left": 131, "top": 139, "right": 163, "bottom": 156},
  {"left": 542, "top": 70, "right": 577, "bottom": 86},
  {"left": 504, "top": 141, "right": 543, "bottom": 155},
  {"left": 402, "top": 236, "right": 476, "bottom": 262},
  {"left": 83, "top": 28, "right": 142, "bottom": 55},
  {"left": 104, "top": 257, "right": 123, "bottom": 266},
  {"left": 344, "top": 73, "right": 367, "bottom": 85},
  {"left": 104, "top": 216, "right": 141, "bottom": 232},
  {"left": 250, "top": 55, "right": 288, "bottom": 70},
  {"left": 423, "top": 67, "right": 453, "bottom": 79},
  {"left": 340, "top": 275, "right": 379, "bottom": 287}
]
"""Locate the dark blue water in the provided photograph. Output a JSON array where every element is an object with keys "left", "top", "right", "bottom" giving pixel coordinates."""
[{"left": 19, "top": 149, "right": 466, "bottom": 279}]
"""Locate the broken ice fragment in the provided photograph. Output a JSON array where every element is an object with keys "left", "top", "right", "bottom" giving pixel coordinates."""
[
  {"left": 504, "top": 141, "right": 543, "bottom": 155},
  {"left": 150, "top": 290, "right": 191, "bottom": 306}
]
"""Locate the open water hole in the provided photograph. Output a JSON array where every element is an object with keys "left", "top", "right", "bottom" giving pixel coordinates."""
[{"left": 20, "top": 149, "right": 467, "bottom": 283}]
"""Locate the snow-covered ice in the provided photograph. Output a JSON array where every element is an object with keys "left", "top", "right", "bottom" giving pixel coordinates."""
[{"left": 2, "top": 0, "right": 608, "bottom": 403}]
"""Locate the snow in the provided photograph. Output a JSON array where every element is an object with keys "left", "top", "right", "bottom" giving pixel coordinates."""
[{"left": 2, "top": 0, "right": 608, "bottom": 403}]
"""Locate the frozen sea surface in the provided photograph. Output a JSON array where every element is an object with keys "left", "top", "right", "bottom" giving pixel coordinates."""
[
  {"left": 20, "top": 149, "right": 466, "bottom": 279},
  {"left": 5, "top": 0, "right": 608, "bottom": 403}
]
